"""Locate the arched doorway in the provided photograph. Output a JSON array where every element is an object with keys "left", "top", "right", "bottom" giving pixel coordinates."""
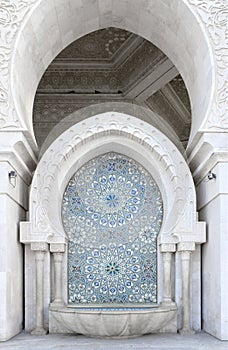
[
  {"left": 11, "top": 0, "right": 214, "bottom": 148},
  {"left": 33, "top": 28, "right": 192, "bottom": 155},
  {"left": 20, "top": 112, "right": 205, "bottom": 336}
]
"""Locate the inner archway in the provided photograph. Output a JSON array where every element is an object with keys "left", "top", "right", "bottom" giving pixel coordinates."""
[
  {"left": 33, "top": 27, "right": 192, "bottom": 154},
  {"left": 33, "top": 27, "right": 191, "bottom": 151}
]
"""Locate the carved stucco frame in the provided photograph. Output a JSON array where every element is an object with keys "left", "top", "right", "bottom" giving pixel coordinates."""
[{"left": 20, "top": 112, "right": 205, "bottom": 246}]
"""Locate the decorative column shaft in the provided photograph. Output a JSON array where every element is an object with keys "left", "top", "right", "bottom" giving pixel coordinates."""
[
  {"left": 31, "top": 242, "right": 48, "bottom": 335},
  {"left": 161, "top": 243, "right": 176, "bottom": 304},
  {"left": 50, "top": 243, "right": 65, "bottom": 306},
  {"left": 178, "top": 242, "right": 195, "bottom": 334},
  {"left": 163, "top": 252, "right": 173, "bottom": 302}
]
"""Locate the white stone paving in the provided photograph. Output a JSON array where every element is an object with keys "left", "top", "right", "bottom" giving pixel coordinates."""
[{"left": 0, "top": 332, "right": 227, "bottom": 350}]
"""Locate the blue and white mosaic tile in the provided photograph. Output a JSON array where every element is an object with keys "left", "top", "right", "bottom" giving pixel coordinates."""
[{"left": 62, "top": 153, "right": 163, "bottom": 305}]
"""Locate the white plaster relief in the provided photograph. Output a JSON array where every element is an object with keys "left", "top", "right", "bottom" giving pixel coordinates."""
[
  {"left": 186, "top": 0, "right": 228, "bottom": 130},
  {"left": 20, "top": 113, "right": 205, "bottom": 247},
  {"left": 0, "top": 0, "right": 36, "bottom": 128}
]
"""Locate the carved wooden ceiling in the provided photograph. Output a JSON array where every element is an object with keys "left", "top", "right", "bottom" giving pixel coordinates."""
[{"left": 33, "top": 28, "right": 191, "bottom": 149}]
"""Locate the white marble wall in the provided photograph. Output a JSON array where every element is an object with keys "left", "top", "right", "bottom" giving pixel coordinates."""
[
  {"left": 0, "top": 163, "right": 27, "bottom": 341},
  {"left": 0, "top": 133, "right": 36, "bottom": 341},
  {"left": 196, "top": 162, "right": 228, "bottom": 340}
]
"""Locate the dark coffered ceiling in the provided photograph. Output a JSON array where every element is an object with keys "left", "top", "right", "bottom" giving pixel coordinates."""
[{"left": 33, "top": 28, "right": 191, "bottom": 149}]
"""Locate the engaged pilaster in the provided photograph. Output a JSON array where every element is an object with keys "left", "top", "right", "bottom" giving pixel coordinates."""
[
  {"left": 178, "top": 242, "right": 195, "bottom": 334},
  {"left": 50, "top": 243, "right": 65, "bottom": 306},
  {"left": 161, "top": 243, "right": 176, "bottom": 305},
  {"left": 31, "top": 242, "right": 48, "bottom": 335}
]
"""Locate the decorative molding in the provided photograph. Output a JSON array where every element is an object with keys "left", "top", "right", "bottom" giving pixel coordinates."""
[
  {"left": 160, "top": 84, "right": 191, "bottom": 125},
  {"left": 55, "top": 28, "right": 133, "bottom": 63},
  {"left": 53, "top": 32, "right": 144, "bottom": 70},
  {"left": 186, "top": 0, "right": 228, "bottom": 130},
  {"left": 37, "top": 41, "right": 165, "bottom": 95},
  {"left": 187, "top": 132, "right": 228, "bottom": 184},
  {"left": 0, "top": 0, "right": 36, "bottom": 129}
]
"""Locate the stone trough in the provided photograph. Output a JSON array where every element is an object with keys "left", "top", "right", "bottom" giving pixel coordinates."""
[{"left": 49, "top": 304, "right": 177, "bottom": 338}]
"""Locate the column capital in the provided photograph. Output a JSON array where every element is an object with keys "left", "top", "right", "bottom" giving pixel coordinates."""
[
  {"left": 177, "top": 242, "right": 195, "bottom": 252},
  {"left": 0, "top": 131, "right": 37, "bottom": 184},
  {"left": 160, "top": 243, "right": 176, "bottom": 253},
  {"left": 187, "top": 132, "right": 228, "bottom": 184},
  {"left": 50, "top": 243, "right": 65, "bottom": 253},
  {"left": 31, "top": 242, "right": 49, "bottom": 252}
]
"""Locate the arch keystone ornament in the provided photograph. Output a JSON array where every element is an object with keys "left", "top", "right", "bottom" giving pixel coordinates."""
[{"left": 20, "top": 112, "right": 206, "bottom": 337}]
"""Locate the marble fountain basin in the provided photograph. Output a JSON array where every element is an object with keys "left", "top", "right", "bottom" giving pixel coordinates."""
[{"left": 49, "top": 304, "right": 177, "bottom": 338}]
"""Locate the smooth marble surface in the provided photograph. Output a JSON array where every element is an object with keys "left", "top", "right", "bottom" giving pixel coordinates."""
[{"left": 0, "top": 332, "right": 227, "bottom": 350}]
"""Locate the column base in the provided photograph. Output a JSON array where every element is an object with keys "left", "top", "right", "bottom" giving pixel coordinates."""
[
  {"left": 179, "top": 328, "right": 195, "bottom": 335},
  {"left": 31, "top": 327, "right": 48, "bottom": 336},
  {"left": 50, "top": 301, "right": 65, "bottom": 308},
  {"left": 162, "top": 300, "right": 176, "bottom": 307}
]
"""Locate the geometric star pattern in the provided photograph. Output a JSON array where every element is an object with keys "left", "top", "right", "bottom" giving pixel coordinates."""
[{"left": 62, "top": 153, "right": 163, "bottom": 305}]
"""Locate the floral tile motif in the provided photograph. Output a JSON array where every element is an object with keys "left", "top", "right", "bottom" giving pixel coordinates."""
[{"left": 62, "top": 152, "right": 163, "bottom": 305}]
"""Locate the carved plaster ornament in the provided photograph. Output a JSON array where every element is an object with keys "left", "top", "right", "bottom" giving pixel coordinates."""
[
  {"left": 0, "top": 0, "right": 37, "bottom": 128},
  {"left": 186, "top": 0, "right": 228, "bottom": 129},
  {"left": 26, "top": 113, "right": 200, "bottom": 247}
]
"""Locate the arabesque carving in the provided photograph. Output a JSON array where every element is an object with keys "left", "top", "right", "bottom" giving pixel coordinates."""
[
  {"left": 186, "top": 0, "right": 228, "bottom": 129},
  {"left": 0, "top": 0, "right": 36, "bottom": 128}
]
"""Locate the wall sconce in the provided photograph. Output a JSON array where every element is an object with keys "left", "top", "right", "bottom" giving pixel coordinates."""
[
  {"left": 207, "top": 171, "right": 216, "bottom": 181},
  {"left": 9, "top": 170, "right": 17, "bottom": 187}
]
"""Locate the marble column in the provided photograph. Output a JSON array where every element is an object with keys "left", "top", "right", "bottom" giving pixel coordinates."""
[
  {"left": 50, "top": 243, "right": 65, "bottom": 306},
  {"left": 31, "top": 242, "right": 48, "bottom": 335},
  {"left": 178, "top": 242, "right": 195, "bottom": 334},
  {"left": 160, "top": 243, "right": 176, "bottom": 304}
]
